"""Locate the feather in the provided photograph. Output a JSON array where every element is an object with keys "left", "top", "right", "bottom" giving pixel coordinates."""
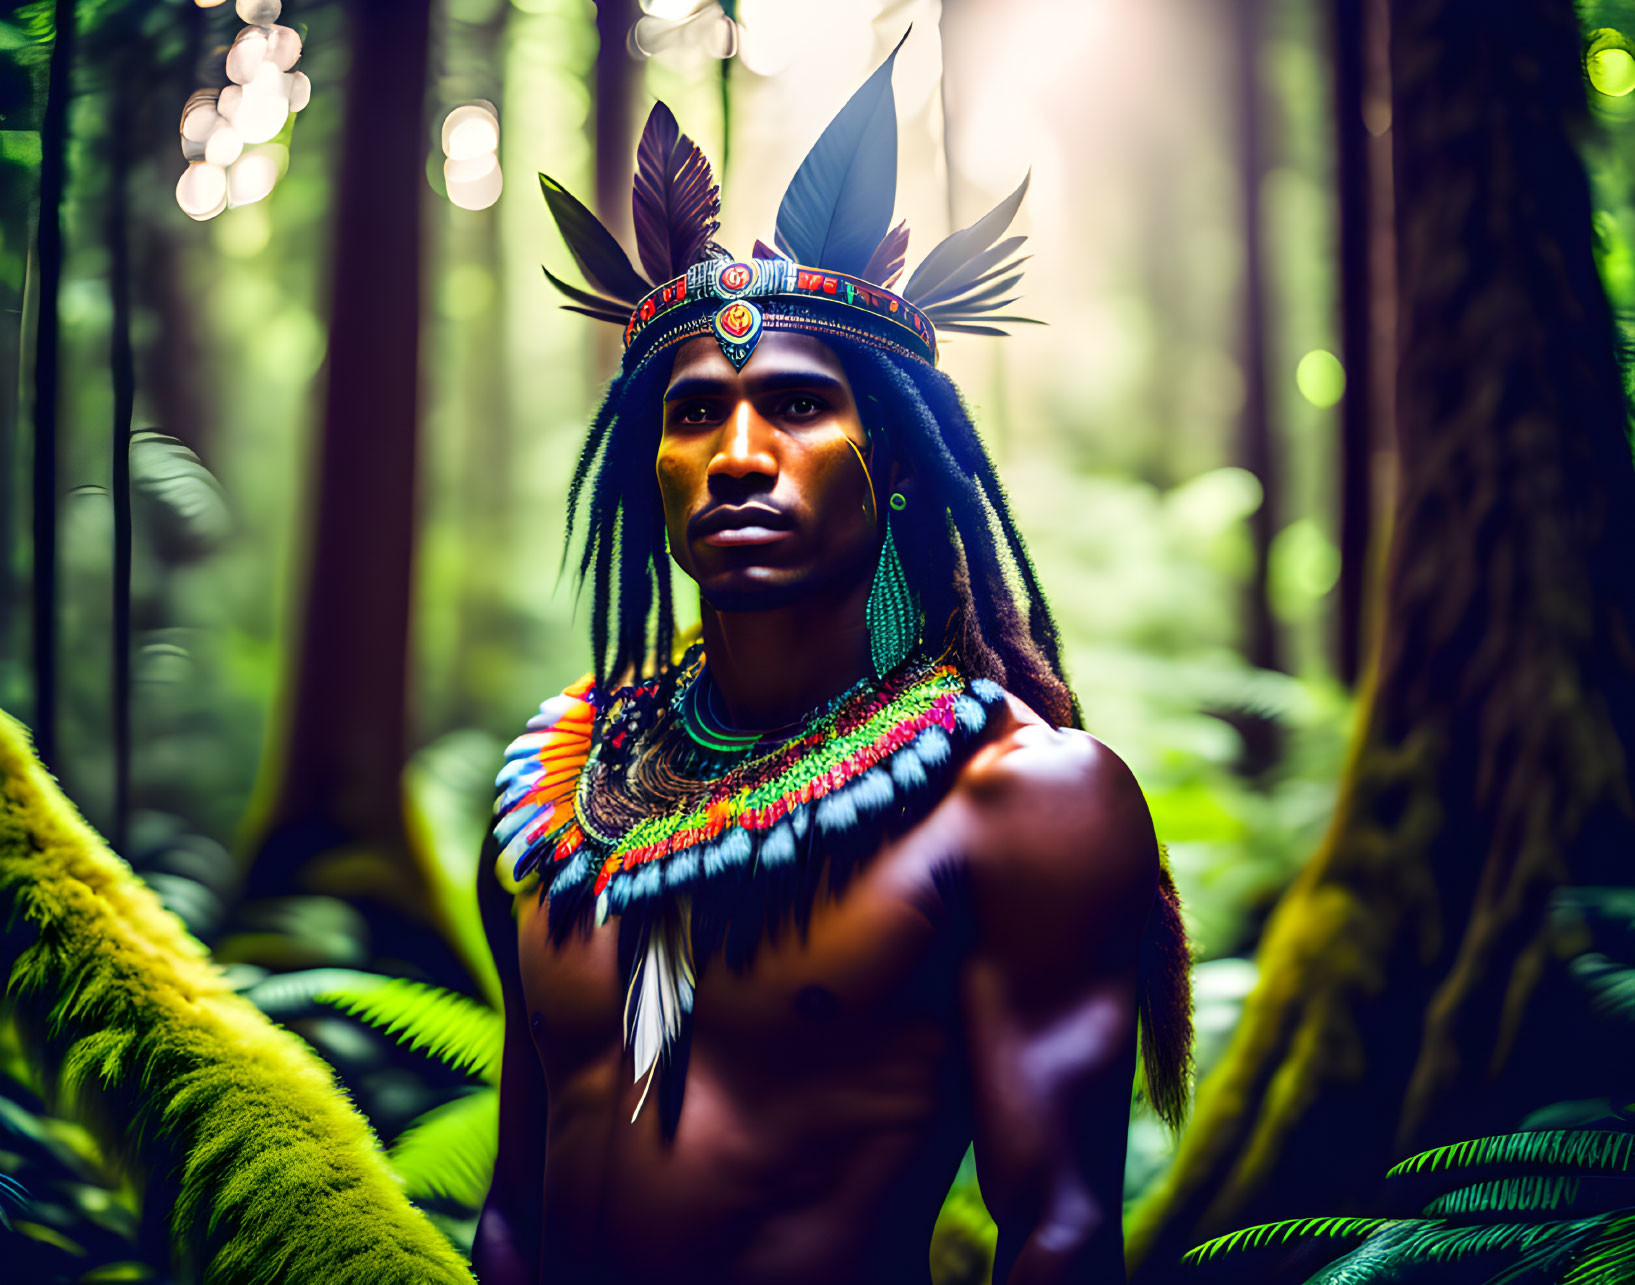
[
  {"left": 861, "top": 219, "right": 910, "bottom": 287},
  {"left": 631, "top": 101, "right": 724, "bottom": 283},
  {"left": 773, "top": 29, "right": 909, "bottom": 276},
  {"left": 903, "top": 171, "right": 1030, "bottom": 303},
  {"left": 752, "top": 239, "right": 786, "bottom": 260},
  {"left": 560, "top": 303, "right": 632, "bottom": 325},
  {"left": 541, "top": 265, "right": 630, "bottom": 319},
  {"left": 538, "top": 173, "right": 651, "bottom": 304},
  {"left": 912, "top": 236, "right": 1028, "bottom": 306},
  {"left": 933, "top": 323, "right": 1017, "bottom": 337},
  {"left": 624, "top": 904, "right": 696, "bottom": 1124}
]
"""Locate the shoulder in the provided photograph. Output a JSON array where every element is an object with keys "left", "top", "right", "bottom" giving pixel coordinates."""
[{"left": 954, "top": 692, "right": 1158, "bottom": 951}]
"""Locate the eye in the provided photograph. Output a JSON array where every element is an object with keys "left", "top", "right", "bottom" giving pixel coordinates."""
[
  {"left": 672, "top": 401, "right": 717, "bottom": 426},
  {"left": 779, "top": 394, "right": 826, "bottom": 420}
]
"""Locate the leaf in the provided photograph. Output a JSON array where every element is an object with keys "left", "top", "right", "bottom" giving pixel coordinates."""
[
  {"left": 538, "top": 173, "right": 650, "bottom": 304},
  {"left": 631, "top": 101, "right": 722, "bottom": 283},
  {"left": 861, "top": 219, "right": 909, "bottom": 287},
  {"left": 903, "top": 172, "right": 1030, "bottom": 303},
  {"left": 387, "top": 1088, "right": 498, "bottom": 1207},
  {"left": 1388, "top": 1130, "right": 1635, "bottom": 1179},
  {"left": 129, "top": 431, "right": 230, "bottom": 561},
  {"left": 1184, "top": 1216, "right": 1395, "bottom": 1264},
  {"left": 242, "top": 968, "right": 387, "bottom": 1016},
  {"left": 773, "top": 30, "right": 908, "bottom": 276},
  {"left": 316, "top": 978, "right": 503, "bottom": 1082}
]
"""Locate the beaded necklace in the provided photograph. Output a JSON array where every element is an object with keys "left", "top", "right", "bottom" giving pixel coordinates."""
[{"left": 491, "top": 645, "right": 1007, "bottom": 1136}]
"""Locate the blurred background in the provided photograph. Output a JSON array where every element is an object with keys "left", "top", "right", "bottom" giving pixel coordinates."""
[{"left": 5, "top": 0, "right": 1635, "bottom": 1282}]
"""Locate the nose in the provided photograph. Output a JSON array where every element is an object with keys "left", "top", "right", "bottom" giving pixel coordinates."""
[{"left": 706, "top": 399, "right": 778, "bottom": 483}]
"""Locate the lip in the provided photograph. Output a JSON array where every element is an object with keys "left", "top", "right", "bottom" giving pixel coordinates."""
[
  {"left": 690, "top": 504, "right": 795, "bottom": 545},
  {"left": 700, "top": 525, "right": 791, "bottom": 548}
]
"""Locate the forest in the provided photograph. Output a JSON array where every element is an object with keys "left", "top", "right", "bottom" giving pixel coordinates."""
[{"left": 5, "top": 0, "right": 1635, "bottom": 1281}]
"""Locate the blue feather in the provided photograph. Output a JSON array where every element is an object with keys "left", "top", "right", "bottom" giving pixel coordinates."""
[
  {"left": 760, "top": 822, "right": 797, "bottom": 868},
  {"left": 953, "top": 695, "right": 986, "bottom": 734},
  {"left": 916, "top": 726, "right": 953, "bottom": 767},
  {"left": 701, "top": 841, "right": 728, "bottom": 879},
  {"left": 773, "top": 30, "right": 909, "bottom": 276},
  {"left": 852, "top": 768, "right": 896, "bottom": 815},
  {"left": 816, "top": 788, "right": 859, "bottom": 834},
  {"left": 630, "top": 863, "right": 664, "bottom": 904},
  {"left": 970, "top": 677, "right": 1005, "bottom": 704},
  {"left": 665, "top": 847, "right": 701, "bottom": 888},
  {"left": 718, "top": 828, "right": 753, "bottom": 869},
  {"left": 890, "top": 747, "right": 927, "bottom": 791},
  {"left": 790, "top": 804, "right": 811, "bottom": 839}
]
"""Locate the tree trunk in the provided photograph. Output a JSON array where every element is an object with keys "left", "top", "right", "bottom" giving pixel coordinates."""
[
  {"left": 242, "top": 0, "right": 469, "bottom": 989},
  {"left": 1127, "top": 0, "right": 1635, "bottom": 1275},
  {"left": 1233, "top": 0, "right": 1284, "bottom": 774},
  {"left": 1331, "top": 0, "right": 1373, "bottom": 686},
  {"left": 30, "top": 0, "right": 78, "bottom": 769}
]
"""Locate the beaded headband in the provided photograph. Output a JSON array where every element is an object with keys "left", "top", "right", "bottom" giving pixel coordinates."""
[{"left": 538, "top": 30, "right": 1037, "bottom": 376}]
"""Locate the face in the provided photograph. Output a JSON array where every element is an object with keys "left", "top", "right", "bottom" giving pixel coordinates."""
[{"left": 657, "top": 331, "right": 879, "bottom": 611}]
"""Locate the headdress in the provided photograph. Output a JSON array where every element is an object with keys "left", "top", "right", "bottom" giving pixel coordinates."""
[{"left": 538, "top": 31, "right": 1037, "bottom": 376}]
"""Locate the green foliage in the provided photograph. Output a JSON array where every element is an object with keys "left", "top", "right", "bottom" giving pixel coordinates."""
[
  {"left": 1184, "top": 1216, "right": 1393, "bottom": 1264},
  {"left": 1389, "top": 1132, "right": 1635, "bottom": 1180},
  {"left": 0, "top": 709, "right": 475, "bottom": 1283},
  {"left": 387, "top": 1089, "right": 499, "bottom": 1207},
  {"left": 315, "top": 977, "right": 502, "bottom": 1084},
  {"left": 1424, "top": 1177, "right": 1586, "bottom": 1219}
]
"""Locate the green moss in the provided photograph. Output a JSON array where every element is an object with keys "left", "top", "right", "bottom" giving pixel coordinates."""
[{"left": 0, "top": 710, "right": 474, "bottom": 1284}]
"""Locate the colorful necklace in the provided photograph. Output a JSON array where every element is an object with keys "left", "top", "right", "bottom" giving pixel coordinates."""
[{"left": 491, "top": 645, "right": 1007, "bottom": 1135}]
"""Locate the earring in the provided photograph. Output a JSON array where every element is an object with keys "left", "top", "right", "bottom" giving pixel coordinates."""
[{"left": 865, "top": 492, "right": 921, "bottom": 679}]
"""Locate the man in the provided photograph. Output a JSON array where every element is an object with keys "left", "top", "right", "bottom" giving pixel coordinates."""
[{"left": 474, "top": 41, "right": 1190, "bottom": 1285}]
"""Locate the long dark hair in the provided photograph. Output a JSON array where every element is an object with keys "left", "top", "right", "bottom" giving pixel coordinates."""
[
  {"left": 563, "top": 333, "right": 1080, "bottom": 728},
  {"left": 561, "top": 331, "right": 1192, "bottom": 1129}
]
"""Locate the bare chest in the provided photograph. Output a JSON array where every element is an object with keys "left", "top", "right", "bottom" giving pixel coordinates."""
[{"left": 515, "top": 826, "right": 971, "bottom": 1084}]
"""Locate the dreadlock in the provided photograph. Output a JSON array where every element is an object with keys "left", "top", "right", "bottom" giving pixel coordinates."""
[{"left": 563, "top": 333, "right": 1080, "bottom": 729}]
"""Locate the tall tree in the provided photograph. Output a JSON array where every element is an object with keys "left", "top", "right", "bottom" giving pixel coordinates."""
[
  {"left": 1233, "top": 0, "right": 1284, "bottom": 774},
  {"left": 1128, "top": 0, "right": 1635, "bottom": 1275},
  {"left": 242, "top": 0, "right": 470, "bottom": 989},
  {"left": 30, "top": 0, "right": 77, "bottom": 769}
]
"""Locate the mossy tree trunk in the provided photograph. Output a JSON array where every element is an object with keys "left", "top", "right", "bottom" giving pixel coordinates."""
[{"left": 1128, "top": 0, "right": 1635, "bottom": 1276}]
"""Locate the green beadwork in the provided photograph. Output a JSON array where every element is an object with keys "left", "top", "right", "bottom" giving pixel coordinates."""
[{"left": 865, "top": 496, "right": 920, "bottom": 679}]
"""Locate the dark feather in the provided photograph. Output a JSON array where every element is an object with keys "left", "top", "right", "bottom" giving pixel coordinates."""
[
  {"left": 861, "top": 219, "right": 910, "bottom": 286},
  {"left": 538, "top": 173, "right": 651, "bottom": 304},
  {"left": 560, "top": 303, "right": 631, "bottom": 325},
  {"left": 631, "top": 101, "right": 723, "bottom": 284},
  {"left": 914, "top": 236, "right": 1027, "bottom": 306},
  {"left": 752, "top": 239, "right": 785, "bottom": 260},
  {"left": 903, "top": 171, "right": 1030, "bottom": 302},
  {"left": 542, "top": 264, "right": 631, "bottom": 317},
  {"left": 773, "top": 29, "right": 909, "bottom": 276},
  {"left": 934, "top": 322, "right": 1019, "bottom": 336}
]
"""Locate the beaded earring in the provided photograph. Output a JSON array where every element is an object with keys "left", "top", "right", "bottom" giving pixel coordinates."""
[{"left": 865, "top": 491, "right": 921, "bottom": 679}]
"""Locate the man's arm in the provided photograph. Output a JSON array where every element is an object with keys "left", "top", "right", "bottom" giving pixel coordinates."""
[
  {"left": 958, "top": 722, "right": 1158, "bottom": 1284},
  {"left": 472, "top": 832, "right": 548, "bottom": 1285}
]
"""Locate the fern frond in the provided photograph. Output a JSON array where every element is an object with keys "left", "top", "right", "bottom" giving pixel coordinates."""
[
  {"left": 1424, "top": 1176, "right": 1582, "bottom": 1218},
  {"left": 241, "top": 968, "right": 387, "bottom": 1016},
  {"left": 317, "top": 979, "right": 502, "bottom": 1083},
  {"left": 0, "top": 710, "right": 474, "bottom": 1283},
  {"left": 1562, "top": 1212, "right": 1635, "bottom": 1284},
  {"left": 1183, "top": 1216, "right": 1395, "bottom": 1264},
  {"left": 387, "top": 1088, "right": 499, "bottom": 1207},
  {"left": 1389, "top": 1131, "right": 1635, "bottom": 1178}
]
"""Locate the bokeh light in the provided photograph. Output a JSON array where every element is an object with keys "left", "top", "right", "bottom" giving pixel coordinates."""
[
  {"left": 1295, "top": 349, "right": 1346, "bottom": 408},
  {"left": 176, "top": 161, "right": 228, "bottom": 220},
  {"left": 439, "top": 103, "right": 503, "bottom": 210}
]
